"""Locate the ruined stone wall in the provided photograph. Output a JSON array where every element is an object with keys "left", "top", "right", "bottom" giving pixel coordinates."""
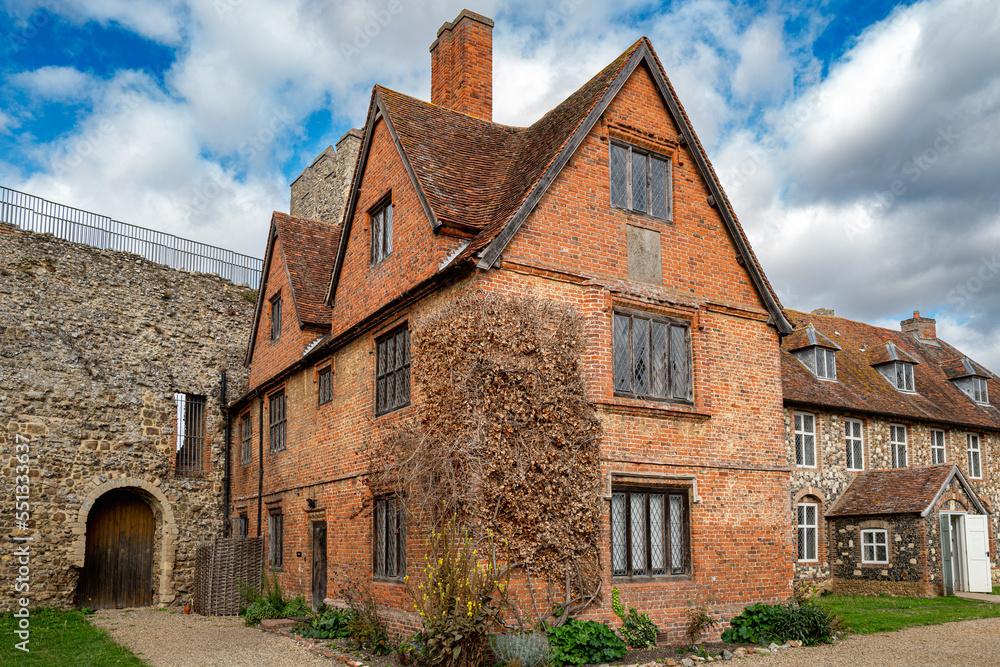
[
  {"left": 289, "top": 129, "right": 362, "bottom": 224},
  {"left": 0, "top": 224, "right": 253, "bottom": 610}
]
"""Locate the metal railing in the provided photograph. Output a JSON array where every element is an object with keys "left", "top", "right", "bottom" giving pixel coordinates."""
[{"left": 0, "top": 186, "right": 263, "bottom": 288}]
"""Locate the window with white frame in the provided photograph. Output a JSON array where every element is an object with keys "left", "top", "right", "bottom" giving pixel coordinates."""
[
  {"left": 845, "top": 419, "right": 864, "bottom": 471},
  {"left": 797, "top": 503, "right": 818, "bottom": 562},
  {"left": 794, "top": 413, "right": 816, "bottom": 468},
  {"left": 892, "top": 361, "right": 915, "bottom": 392},
  {"left": 815, "top": 347, "right": 837, "bottom": 380},
  {"left": 861, "top": 529, "right": 888, "bottom": 564},
  {"left": 370, "top": 198, "right": 393, "bottom": 265},
  {"left": 609, "top": 143, "right": 672, "bottom": 220},
  {"left": 968, "top": 434, "right": 982, "bottom": 479},
  {"left": 931, "top": 429, "right": 946, "bottom": 464},
  {"left": 972, "top": 377, "right": 989, "bottom": 405},
  {"left": 611, "top": 487, "right": 689, "bottom": 577},
  {"left": 891, "top": 424, "right": 907, "bottom": 468}
]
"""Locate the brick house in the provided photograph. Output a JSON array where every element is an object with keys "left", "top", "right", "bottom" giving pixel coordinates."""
[
  {"left": 229, "top": 10, "right": 797, "bottom": 638},
  {"left": 783, "top": 308, "right": 998, "bottom": 596}
]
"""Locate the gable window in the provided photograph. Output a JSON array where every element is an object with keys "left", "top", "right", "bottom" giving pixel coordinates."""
[
  {"left": 861, "top": 529, "right": 888, "bottom": 564},
  {"left": 269, "top": 389, "right": 286, "bottom": 453},
  {"left": 967, "top": 434, "right": 982, "bottom": 479},
  {"left": 815, "top": 348, "right": 837, "bottom": 380},
  {"left": 240, "top": 411, "right": 252, "bottom": 465},
  {"left": 892, "top": 361, "right": 914, "bottom": 392},
  {"left": 318, "top": 366, "right": 334, "bottom": 406},
  {"left": 613, "top": 311, "right": 691, "bottom": 401},
  {"left": 609, "top": 143, "right": 672, "bottom": 220},
  {"left": 890, "top": 424, "right": 907, "bottom": 468},
  {"left": 174, "top": 393, "right": 206, "bottom": 476},
  {"left": 972, "top": 377, "right": 989, "bottom": 405},
  {"left": 373, "top": 496, "right": 405, "bottom": 579},
  {"left": 797, "top": 503, "right": 818, "bottom": 562},
  {"left": 931, "top": 429, "right": 946, "bottom": 464},
  {"left": 270, "top": 293, "right": 282, "bottom": 342},
  {"left": 794, "top": 412, "right": 816, "bottom": 468},
  {"left": 268, "top": 507, "right": 284, "bottom": 569},
  {"left": 611, "top": 487, "right": 688, "bottom": 577},
  {"left": 845, "top": 419, "right": 863, "bottom": 471},
  {"left": 370, "top": 199, "right": 393, "bottom": 265},
  {"left": 375, "top": 325, "right": 411, "bottom": 415}
]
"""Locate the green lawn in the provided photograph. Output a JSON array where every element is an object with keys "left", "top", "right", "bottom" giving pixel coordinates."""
[
  {"left": 0, "top": 608, "right": 145, "bottom": 666},
  {"left": 815, "top": 594, "right": 1000, "bottom": 634}
]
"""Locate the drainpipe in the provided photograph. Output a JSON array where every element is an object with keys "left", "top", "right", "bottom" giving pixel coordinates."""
[
  {"left": 221, "top": 371, "right": 230, "bottom": 538},
  {"left": 258, "top": 392, "right": 264, "bottom": 537}
]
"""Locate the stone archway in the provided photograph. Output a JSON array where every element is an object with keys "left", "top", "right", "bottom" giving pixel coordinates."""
[{"left": 72, "top": 477, "right": 178, "bottom": 605}]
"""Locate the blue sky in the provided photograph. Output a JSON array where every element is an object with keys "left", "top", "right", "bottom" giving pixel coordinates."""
[{"left": 1, "top": 0, "right": 998, "bottom": 370}]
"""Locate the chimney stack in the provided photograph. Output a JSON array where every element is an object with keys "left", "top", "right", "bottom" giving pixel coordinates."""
[
  {"left": 429, "top": 9, "right": 493, "bottom": 121},
  {"left": 901, "top": 311, "right": 937, "bottom": 340}
]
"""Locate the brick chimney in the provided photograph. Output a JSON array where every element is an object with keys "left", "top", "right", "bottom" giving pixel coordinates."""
[
  {"left": 429, "top": 9, "right": 493, "bottom": 120},
  {"left": 901, "top": 311, "right": 937, "bottom": 340}
]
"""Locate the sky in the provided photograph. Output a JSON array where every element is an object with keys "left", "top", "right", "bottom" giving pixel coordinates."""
[{"left": 1, "top": 0, "right": 998, "bottom": 371}]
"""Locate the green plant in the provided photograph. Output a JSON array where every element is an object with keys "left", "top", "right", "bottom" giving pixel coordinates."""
[
  {"left": 237, "top": 569, "right": 310, "bottom": 627},
  {"left": 611, "top": 586, "right": 658, "bottom": 648},
  {"left": 721, "top": 601, "right": 838, "bottom": 646},
  {"left": 397, "top": 633, "right": 427, "bottom": 666},
  {"left": 0, "top": 608, "right": 145, "bottom": 665},
  {"left": 242, "top": 289, "right": 258, "bottom": 303},
  {"left": 409, "top": 517, "right": 509, "bottom": 667},
  {"left": 297, "top": 607, "right": 355, "bottom": 639},
  {"left": 684, "top": 606, "right": 718, "bottom": 645},
  {"left": 80, "top": 606, "right": 95, "bottom": 616},
  {"left": 337, "top": 566, "right": 393, "bottom": 654},
  {"left": 491, "top": 630, "right": 551, "bottom": 667},
  {"left": 546, "top": 619, "right": 627, "bottom": 666}
]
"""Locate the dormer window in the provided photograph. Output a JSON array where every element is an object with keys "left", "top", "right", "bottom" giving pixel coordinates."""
[
  {"left": 892, "top": 361, "right": 915, "bottom": 392},
  {"left": 942, "top": 357, "right": 991, "bottom": 405},
  {"left": 972, "top": 377, "right": 989, "bottom": 405},
  {"left": 815, "top": 347, "right": 836, "bottom": 380}
]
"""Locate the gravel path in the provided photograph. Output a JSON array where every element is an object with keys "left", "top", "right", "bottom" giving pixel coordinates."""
[
  {"left": 741, "top": 617, "right": 1000, "bottom": 666},
  {"left": 90, "top": 608, "right": 329, "bottom": 666}
]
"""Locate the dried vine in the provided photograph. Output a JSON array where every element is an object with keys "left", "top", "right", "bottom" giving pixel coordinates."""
[{"left": 365, "top": 292, "right": 604, "bottom": 625}]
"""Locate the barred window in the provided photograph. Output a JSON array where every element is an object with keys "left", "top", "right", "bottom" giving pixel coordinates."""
[
  {"left": 270, "top": 293, "right": 282, "bottom": 342},
  {"left": 370, "top": 199, "right": 393, "bottom": 265},
  {"left": 861, "top": 529, "right": 888, "bottom": 564},
  {"left": 268, "top": 508, "right": 284, "bottom": 569},
  {"left": 609, "top": 143, "right": 672, "bottom": 220},
  {"left": 269, "top": 389, "right": 286, "bottom": 453},
  {"left": 891, "top": 424, "right": 907, "bottom": 468},
  {"left": 318, "top": 366, "right": 334, "bottom": 406},
  {"left": 373, "top": 497, "right": 405, "bottom": 579},
  {"left": 611, "top": 487, "right": 688, "bottom": 577},
  {"left": 968, "top": 434, "right": 982, "bottom": 479},
  {"left": 797, "top": 503, "right": 818, "bottom": 562},
  {"left": 613, "top": 311, "right": 691, "bottom": 401},
  {"left": 794, "top": 412, "right": 816, "bottom": 468},
  {"left": 931, "top": 429, "right": 946, "bottom": 464},
  {"left": 375, "top": 325, "right": 410, "bottom": 415},
  {"left": 240, "top": 412, "right": 252, "bottom": 465},
  {"left": 845, "top": 419, "right": 863, "bottom": 471},
  {"left": 174, "top": 393, "right": 206, "bottom": 476}
]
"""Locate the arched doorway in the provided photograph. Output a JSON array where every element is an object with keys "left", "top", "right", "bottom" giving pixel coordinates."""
[{"left": 77, "top": 488, "right": 155, "bottom": 609}]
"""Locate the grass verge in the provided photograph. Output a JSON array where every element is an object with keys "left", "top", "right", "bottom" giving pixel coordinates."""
[
  {"left": 0, "top": 608, "right": 145, "bottom": 666},
  {"left": 816, "top": 594, "right": 1000, "bottom": 634}
]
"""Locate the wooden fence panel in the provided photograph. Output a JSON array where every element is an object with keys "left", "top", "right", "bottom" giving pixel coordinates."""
[{"left": 194, "top": 536, "right": 265, "bottom": 615}]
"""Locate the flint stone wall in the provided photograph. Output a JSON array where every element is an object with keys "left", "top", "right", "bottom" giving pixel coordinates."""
[{"left": 0, "top": 223, "right": 253, "bottom": 610}]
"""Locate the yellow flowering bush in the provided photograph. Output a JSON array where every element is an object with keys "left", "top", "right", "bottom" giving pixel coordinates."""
[{"left": 408, "top": 518, "right": 509, "bottom": 667}]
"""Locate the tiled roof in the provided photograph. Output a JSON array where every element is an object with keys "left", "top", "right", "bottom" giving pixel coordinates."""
[
  {"left": 272, "top": 212, "right": 339, "bottom": 327},
  {"left": 940, "top": 356, "right": 993, "bottom": 380},
  {"left": 781, "top": 310, "right": 1000, "bottom": 430},
  {"left": 866, "top": 341, "right": 919, "bottom": 366},
  {"left": 784, "top": 324, "right": 841, "bottom": 352},
  {"left": 825, "top": 464, "right": 984, "bottom": 517}
]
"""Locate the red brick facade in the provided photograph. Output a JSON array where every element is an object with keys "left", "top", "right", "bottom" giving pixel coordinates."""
[{"left": 229, "top": 13, "right": 795, "bottom": 640}]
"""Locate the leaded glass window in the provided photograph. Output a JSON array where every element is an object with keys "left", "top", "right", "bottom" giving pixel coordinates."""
[
  {"left": 375, "top": 325, "right": 410, "bottom": 415},
  {"left": 794, "top": 413, "right": 816, "bottom": 467},
  {"left": 610, "top": 488, "right": 687, "bottom": 577},
  {"left": 891, "top": 424, "right": 907, "bottom": 468},
  {"left": 609, "top": 143, "right": 672, "bottom": 220},
  {"left": 845, "top": 419, "right": 863, "bottom": 470},
  {"left": 797, "top": 503, "right": 817, "bottom": 561},
  {"left": 373, "top": 497, "right": 405, "bottom": 579},
  {"left": 613, "top": 311, "right": 691, "bottom": 401}
]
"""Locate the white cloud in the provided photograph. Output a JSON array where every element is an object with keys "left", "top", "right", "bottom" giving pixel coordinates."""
[{"left": 10, "top": 66, "right": 98, "bottom": 102}]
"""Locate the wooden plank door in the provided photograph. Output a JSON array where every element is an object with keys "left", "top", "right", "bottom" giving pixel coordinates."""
[
  {"left": 312, "top": 521, "right": 327, "bottom": 609},
  {"left": 965, "top": 514, "right": 993, "bottom": 593},
  {"left": 941, "top": 514, "right": 954, "bottom": 595},
  {"left": 78, "top": 489, "right": 154, "bottom": 609}
]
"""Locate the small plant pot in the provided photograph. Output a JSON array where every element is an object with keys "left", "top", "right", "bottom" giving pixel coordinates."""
[{"left": 184, "top": 604, "right": 191, "bottom": 614}]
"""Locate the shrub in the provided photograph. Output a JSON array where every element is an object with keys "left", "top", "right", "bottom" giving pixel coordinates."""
[
  {"left": 547, "top": 619, "right": 627, "bottom": 666},
  {"left": 491, "top": 631, "right": 551, "bottom": 667},
  {"left": 237, "top": 570, "right": 310, "bottom": 627},
  {"left": 338, "top": 567, "right": 392, "bottom": 655},
  {"left": 721, "top": 601, "right": 838, "bottom": 646},
  {"left": 297, "top": 607, "right": 355, "bottom": 640},
  {"left": 611, "top": 587, "right": 658, "bottom": 648},
  {"left": 684, "top": 606, "right": 718, "bottom": 645},
  {"left": 397, "top": 633, "right": 426, "bottom": 666},
  {"left": 409, "top": 518, "right": 508, "bottom": 667}
]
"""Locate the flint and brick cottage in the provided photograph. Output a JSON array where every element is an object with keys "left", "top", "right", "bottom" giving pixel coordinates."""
[
  {"left": 229, "top": 10, "right": 798, "bottom": 638},
  {"left": 783, "top": 309, "right": 998, "bottom": 596}
]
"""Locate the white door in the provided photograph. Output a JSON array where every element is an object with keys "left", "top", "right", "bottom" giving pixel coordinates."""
[{"left": 964, "top": 514, "right": 993, "bottom": 593}]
